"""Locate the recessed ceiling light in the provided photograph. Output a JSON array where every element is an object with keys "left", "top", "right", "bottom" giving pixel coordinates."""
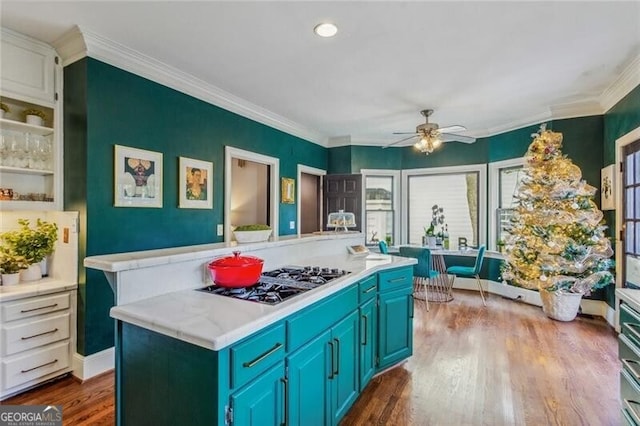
[{"left": 314, "top": 23, "right": 338, "bottom": 38}]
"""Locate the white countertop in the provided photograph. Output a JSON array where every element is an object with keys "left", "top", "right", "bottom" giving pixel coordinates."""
[
  {"left": 0, "top": 278, "right": 77, "bottom": 302},
  {"left": 85, "top": 232, "right": 364, "bottom": 273},
  {"left": 110, "top": 253, "right": 416, "bottom": 351},
  {"left": 617, "top": 288, "right": 640, "bottom": 312}
]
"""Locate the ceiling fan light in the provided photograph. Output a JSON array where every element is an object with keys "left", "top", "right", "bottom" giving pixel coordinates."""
[
  {"left": 432, "top": 138, "right": 442, "bottom": 148},
  {"left": 314, "top": 23, "right": 338, "bottom": 37}
]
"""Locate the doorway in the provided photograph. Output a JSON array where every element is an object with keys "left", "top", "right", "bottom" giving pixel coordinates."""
[
  {"left": 297, "top": 165, "right": 325, "bottom": 235},
  {"left": 225, "top": 147, "right": 280, "bottom": 242}
]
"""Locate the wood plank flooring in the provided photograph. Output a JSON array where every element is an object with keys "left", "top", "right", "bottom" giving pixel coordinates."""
[{"left": 2, "top": 290, "right": 620, "bottom": 426}]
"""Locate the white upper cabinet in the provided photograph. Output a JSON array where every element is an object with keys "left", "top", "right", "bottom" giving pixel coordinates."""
[{"left": 1, "top": 28, "right": 57, "bottom": 106}]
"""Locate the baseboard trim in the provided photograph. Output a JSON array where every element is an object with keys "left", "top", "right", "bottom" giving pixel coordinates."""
[
  {"left": 72, "top": 347, "right": 114, "bottom": 380},
  {"left": 452, "top": 278, "right": 610, "bottom": 320}
]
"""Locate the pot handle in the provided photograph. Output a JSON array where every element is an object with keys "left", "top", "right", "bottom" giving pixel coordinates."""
[{"left": 233, "top": 251, "right": 241, "bottom": 257}]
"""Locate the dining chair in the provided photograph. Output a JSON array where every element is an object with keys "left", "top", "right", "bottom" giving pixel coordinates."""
[
  {"left": 399, "top": 246, "right": 439, "bottom": 311},
  {"left": 378, "top": 240, "right": 389, "bottom": 254},
  {"left": 446, "top": 245, "right": 487, "bottom": 306}
]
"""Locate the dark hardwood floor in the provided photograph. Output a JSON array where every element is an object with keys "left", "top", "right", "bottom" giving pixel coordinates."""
[{"left": 2, "top": 290, "right": 620, "bottom": 426}]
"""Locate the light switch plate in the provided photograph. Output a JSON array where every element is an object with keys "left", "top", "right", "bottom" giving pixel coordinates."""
[
  {"left": 216, "top": 224, "right": 224, "bottom": 236},
  {"left": 289, "top": 221, "right": 295, "bottom": 229}
]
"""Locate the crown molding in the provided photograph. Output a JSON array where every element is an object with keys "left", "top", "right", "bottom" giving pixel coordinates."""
[
  {"left": 52, "top": 26, "right": 329, "bottom": 147},
  {"left": 600, "top": 54, "right": 640, "bottom": 113},
  {"left": 326, "top": 135, "right": 352, "bottom": 148}
]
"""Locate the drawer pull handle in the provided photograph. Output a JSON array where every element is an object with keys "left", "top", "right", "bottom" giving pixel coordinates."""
[
  {"left": 21, "top": 328, "right": 59, "bottom": 340},
  {"left": 242, "top": 343, "right": 283, "bottom": 368},
  {"left": 363, "top": 285, "right": 377, "bottom": 294},
  {"left": 388, "top": 277, "right": 406, "bottom": 283},
  {"left": 20, "top": 303, "right": 58, "bottom": 314},
  {"left": 622, "top": 358, "right": 640, "bottom": 381},
  {"left": 21, "top": 359, "right": 58, "bottom": 374},
  {"left": 280, "top": 377, "right": 288, "bottom": 426},
  {"left": 624, "top": 399, "right": 640, "bottom": 425}
]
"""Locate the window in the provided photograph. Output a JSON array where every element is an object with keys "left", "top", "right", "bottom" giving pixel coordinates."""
[
  {"left": 403, "top": 165, "right": 486, "bottom": 248},
  {"left": 363, "top": 170, "right": 399, "bottom": 246},
  {"left": 488, "top": 158, "right": 524, "bottom": 250}
]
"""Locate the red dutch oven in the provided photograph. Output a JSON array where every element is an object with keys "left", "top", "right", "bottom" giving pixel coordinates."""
[{"left": 207, "top": 251, "right": 264, "bottom": 288}]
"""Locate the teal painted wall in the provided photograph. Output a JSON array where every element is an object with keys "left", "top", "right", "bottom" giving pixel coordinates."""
[
  {"left": 66, "top": 58, "right": 328, "bottom": 355},
  {"left": 328, "top": 146, "right": 352, "bottom": 174}
]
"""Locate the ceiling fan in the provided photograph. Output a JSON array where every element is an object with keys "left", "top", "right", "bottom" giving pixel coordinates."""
[{"left": 384, "top": 109, "right": 476, "bottom": 155}]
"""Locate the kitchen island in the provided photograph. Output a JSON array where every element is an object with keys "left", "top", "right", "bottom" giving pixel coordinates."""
[{"left": 85, "top": 234, "right": 417, "bottom": 425}]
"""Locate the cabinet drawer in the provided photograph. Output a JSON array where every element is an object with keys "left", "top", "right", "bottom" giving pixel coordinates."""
[
  {"left": 231, "top": 323, "right": 285, "bottom": 390},
  {"left": 621, "top": 369, "right": 640, "bottom": 425},
  {"left": 2, "top": 312, "right": 70, "bottom": 356},
  {"left": 358, "top": 275, "right": 378, "bottom": 304},
  {"left": 621, "top": 334, "right": 640, "bottom": 388},
  {"left": 2, "top": 340, "right": 70, "bottom": 391},
  {"left": 378, "top": 267, "right": 413, "bottom": 292},
  {"left": 287, "top": 286, "right": 358, "bottom": 352},
  {"left": 2, "top": 292, "right": 70, "bottom": 322},
  {"left": 621, "top": 304, "right": 640, "bottom": 348}
]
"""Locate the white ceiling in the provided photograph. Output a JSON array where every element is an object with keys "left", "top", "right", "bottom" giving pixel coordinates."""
[{"left": 2, "top": 1, "right": 640, "bottom": 147}]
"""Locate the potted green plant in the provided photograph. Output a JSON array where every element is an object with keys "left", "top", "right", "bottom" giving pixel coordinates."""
[
  {"left": 23, "top": 108, "right": 46, "bottom": 126},
  {"left": 0, "top": 102, "right": 9, "bottom": 119},
  {"left": 233, "top": 224, "right": 272, "bottom": 243},
  {"left": 0, "top": 248, "right": 29, "bottom": 285},
  {"left": 1, "top": 218, "right": 58, "bottom": 281}
]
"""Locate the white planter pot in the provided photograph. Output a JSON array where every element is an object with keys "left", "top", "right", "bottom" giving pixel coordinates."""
[
  {"left": 40, "top": 257, "right": 49, "bottom": 276},
  {"left": 233, "top": 229, "right": 273, "bottom": 243},
  {"left": 426, "top": 236, "right": 437, "bottom": 248},
  {"left": 0, "top": 110, "right": 4, "bottom": 119},
  {"left": 1, "top": 273, "right": 20, "bottom": 286},
  {"left": 540, "top": 289, "right": 583, "bottom": 321},
  {"left": 20, "top": 263, "right": 42, "bottom": 282},
  {"left": 25, "top": 114, "right": 44, "bottom": 126}
]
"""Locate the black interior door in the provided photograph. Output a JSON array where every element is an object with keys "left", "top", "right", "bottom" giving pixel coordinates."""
[{"left": 323, "top": 174, "right": 362, "bottom": 232}]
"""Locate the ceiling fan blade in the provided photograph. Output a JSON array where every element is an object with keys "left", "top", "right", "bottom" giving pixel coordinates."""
[
  {"left": 441, "top": 133, "right": 476, "bottom": 144},
  {"left": 392, "top": 132, "right": 418, "bottom": 135},
  {"left": 437, "top": 125, "right": 466, "bottom": 134},
  {"left": 383, "top": 134, "right": 419, "bottom": 148}
]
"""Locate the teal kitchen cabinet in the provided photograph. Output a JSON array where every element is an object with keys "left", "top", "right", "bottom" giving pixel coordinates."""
[
  {"left": 377, "top": 267, "right": 414, "bottom": 371},
  {"left": 287, "top": 310, "right": 359, "bottom": 426},
  {"left": 359, "top": 297, "right": 377, "bottom": 390},
  {"left": 230, "top": 362, "right": 285, "bottom": 426}
]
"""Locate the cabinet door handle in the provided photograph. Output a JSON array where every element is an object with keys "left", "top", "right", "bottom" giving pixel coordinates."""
[
  {"left": 388, "top": 277, "right": 405, "bottom": 283},
  {"left": 328, "top": 341, "right": 335, "bottom": 379},
  {"left": 363, "top": 285, "right": 377, "bottom": 294},
  {"left": 20, "top": 303, "right": 58, "bottom": 313},
  {"left": 361, "top": 315, "right": 368, "bottom": 346},
  {"left": 21, "top": 328, "right": 59, "bottom": 340},
  {"left": 333, "top": 338, "right": 340, "bottom": 376},
  {"left": 622, "top": 358, "right": 640, "bottom": 381},
  {"left": 21, "top": 359, "right": 58, "bottom": 373},
  {"left": 624, "top": 399, "right": 640, "bottom": 425},
  {"left": 242, "top": 343, "right": 283, "bottom": 368},
  {"left": 409, "top": 295, "right": 414, "bottom": 318},
  {"left": 280, "top": 377, "right": 289, "bottom": 426}
]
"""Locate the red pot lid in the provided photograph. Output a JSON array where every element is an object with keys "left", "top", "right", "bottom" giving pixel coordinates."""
[{"left": 209, "top": 251, "right": 264, "bottom": 268}]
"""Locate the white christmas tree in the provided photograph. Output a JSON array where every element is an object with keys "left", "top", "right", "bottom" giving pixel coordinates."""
[{"left": 501, "top": 125, "right": 614, "bottom": 295}]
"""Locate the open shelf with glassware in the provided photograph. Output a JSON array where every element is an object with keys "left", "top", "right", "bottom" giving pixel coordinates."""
[{"left": 0, "top": 96, "right": 59, "bottom": 210}]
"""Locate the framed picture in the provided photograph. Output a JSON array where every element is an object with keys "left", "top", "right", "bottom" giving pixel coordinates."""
[
  {"left": 114, "top": 145, "right": 163, "bottom": 208},
  {"left": 179, "top": 157, "right": 213, "bottom": 209},
  {"left": 281, "top": 177, "right": 295, "bottom": 204},
  {"left": 601, "top": 164, "right": 615, "bottom": 210}
]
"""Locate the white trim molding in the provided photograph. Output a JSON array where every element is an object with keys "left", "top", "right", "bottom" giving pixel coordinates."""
[
  {"left": 600, "top": 55, "right": 640, "bottom": 113},
  {"left": 296, "top": 165, "right": 326, "bottom": 236},
  {"left": 224, "top": 146, "right": 280, "bottom": 242},
  {"left": 52, "top": 25, "right": 327, "bottom": 147},
  {"left": 72, "top": 347, "right": 115, "bottom": 381}
]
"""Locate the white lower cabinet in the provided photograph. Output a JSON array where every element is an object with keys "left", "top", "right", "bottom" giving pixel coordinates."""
[{"left": 0, "top": 289, "right": 76, "bottom": 400}]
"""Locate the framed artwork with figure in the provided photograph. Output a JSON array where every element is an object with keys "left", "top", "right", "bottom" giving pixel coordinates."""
[
  {"left": 601, "top": 164, "right": 615, "bottom": 210},
  {"left": 179, "top": 156, "right": 213, "bottom": 209},
  {"left": 114, "top": 145, "right": 163, "bottom": 208}
]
